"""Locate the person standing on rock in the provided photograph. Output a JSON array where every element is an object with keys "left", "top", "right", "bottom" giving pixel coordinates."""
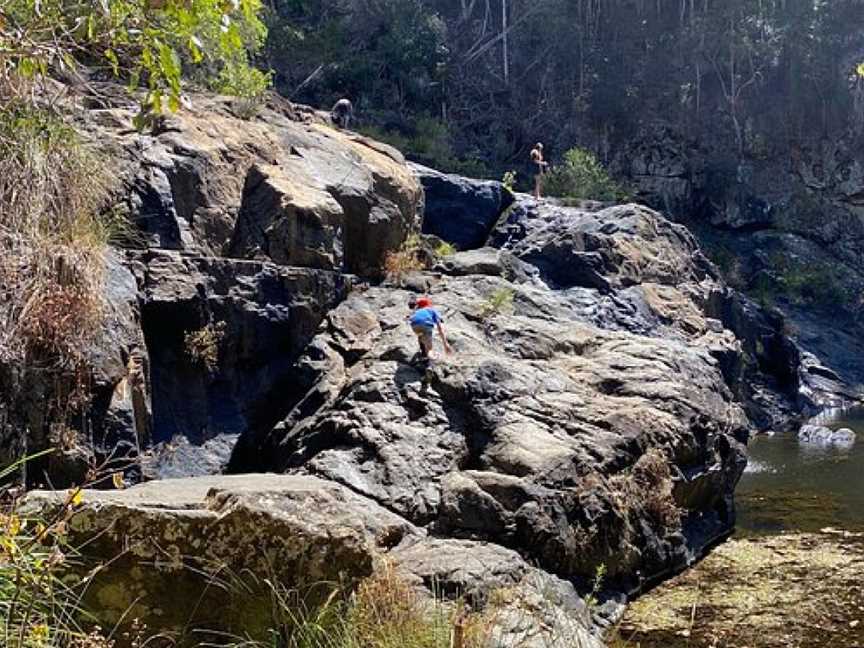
[
  {"left": 530, "top": 142, "right": 549, "bottom": 200},
  {"left": 409, "top": 296, "right": 452, "bottom": 361},
  {"left": 331, "top": 98, "right": 354, "bottom": 130}
]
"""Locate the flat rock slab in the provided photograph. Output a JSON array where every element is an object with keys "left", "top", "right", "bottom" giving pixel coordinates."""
[{"left": 23, "top": 474, "right": 416, "bottom": 644}]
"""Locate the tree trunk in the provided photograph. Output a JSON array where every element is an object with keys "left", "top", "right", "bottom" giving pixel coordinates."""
[{"left": 502, "top": 0, "right": 510, "bottom": 85}]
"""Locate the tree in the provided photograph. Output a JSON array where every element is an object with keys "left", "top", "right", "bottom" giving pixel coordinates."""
[{"left": 0, "top": 0, "right": 269, "bottom": 117}]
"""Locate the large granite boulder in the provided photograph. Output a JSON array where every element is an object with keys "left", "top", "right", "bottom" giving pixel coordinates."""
[
  {"left": 91, "top": 93, "right": 422, "bottom": 276},
  {"left": 413, "top": 162, "right": 514, "bottom": 250},
  {"left": 243, "top": 201, "right": 754, "bottom": 594}
]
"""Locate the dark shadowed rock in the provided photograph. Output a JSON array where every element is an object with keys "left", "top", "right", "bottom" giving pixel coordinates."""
[
  {"left": 413, "top": 162, "right": 514, "bottom": 250},
  {"left": 140, "top": 251, "right": 350, "bottom": 453},
  {"left": 0, "top": 252, "right": 151, "bottom": 486}
]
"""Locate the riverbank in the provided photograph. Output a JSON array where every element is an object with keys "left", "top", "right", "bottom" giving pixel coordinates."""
[
  {"left": 615, "top": 531, "right": 864, "bottom": 648},
  {"left": 616, "top": 409, "right": 864, "bottom": 647}
]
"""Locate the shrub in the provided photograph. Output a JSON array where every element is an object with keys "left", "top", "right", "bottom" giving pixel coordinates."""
[
  {"left": 480, "top": 287, "right": 515, "bottom": 318},
  {"left": 0, "top": 455, "right": 123, "bottom": 648},
  {"left": 544, "top": 148, "right": 627, "bottom": 202},
  {"left": 220, "top": 561, "right": 494, "bottom": 648},
  {"left": 214, "top": 58, "right": 273, "bottom": 119},
  {"left": 434, "top": 241, "right": 457, "bottom": 258},
  {"left": 359, "top": 119, "right": 489, "bottom": 178},
  {"left": 383, "top": 235, "right": 426, "bottom": 284},
  {"left": 185, "top": 322, "right": 227, "bottom": 374},
  {"left": 501, "top": 170, "right": 517, "bottom": 194}
]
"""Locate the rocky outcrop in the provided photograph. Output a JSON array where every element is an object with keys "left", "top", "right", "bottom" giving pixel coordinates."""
[
  {"left": 12, "top": 88, "right": 851, "bottom": 646},
  {"left": 0, "top": 89, "right": 425, "bottom": 483},
  {"left": 798, "top": 424, "right": 856, "bottom": 448},
  {"left": 139, "top": 251, "right": 350, "bottom": 446},
  {"left": 413, "top": 162, "right": 514, "bottom": 250},
  {"left": 92, "top": 92, "right": 422, "bottom": 275},
  {"left": 240, "top": 198, "right": 753, "bottom": 597},
  {"left": 616, "top": 124, "right": 864, "bottom": 401}
]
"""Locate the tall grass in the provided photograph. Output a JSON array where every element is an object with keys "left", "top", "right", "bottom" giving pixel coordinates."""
[
  {"left": 0, "top": 453, "right": 118, "bottom": 648},
  {"left": 0, "top": 102, "right": 112, "bottom": 373}
]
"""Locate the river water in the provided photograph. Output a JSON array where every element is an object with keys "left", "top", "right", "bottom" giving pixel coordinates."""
[
  {"left": 737, "top": 407, "right": 864, "bottom": 534},
  {"left": 615, "top": 409, "right": 864, "bottom": 647}
]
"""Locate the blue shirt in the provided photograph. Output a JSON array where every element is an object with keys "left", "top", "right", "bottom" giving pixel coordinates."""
[{"left": 410, "top": 307, "right": 442, "bottom": 329}]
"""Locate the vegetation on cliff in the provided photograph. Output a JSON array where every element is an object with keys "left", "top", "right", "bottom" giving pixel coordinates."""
[{"left": 266, "top": 0, "right": 863, "bottom": 174}]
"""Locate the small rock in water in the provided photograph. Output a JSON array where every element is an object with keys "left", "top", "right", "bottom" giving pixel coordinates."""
[{"left": 798, "top": 424, "right": 856, "bottom": 448}]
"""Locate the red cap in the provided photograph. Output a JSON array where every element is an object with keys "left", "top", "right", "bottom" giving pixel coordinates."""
[{"left": 416, "top": 297, "right": 432, "bottom": 308}]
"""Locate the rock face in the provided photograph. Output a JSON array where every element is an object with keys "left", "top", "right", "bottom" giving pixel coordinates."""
[
  {"left": 1, "top": 90, "right": 423, "bottom": 483},
  {"left": 0, "top": 252, "right": 151, "bottom": 487},
  {"left": 11, "top": 90, "right": 855, "bottom": 646},
  {"left": 616, "top": 125, "right": 864, "bottom": 401},
  {"left": 96, "top": 93, "right": 422, "bottom": 275},
  {"left": 140, "top": 251, "right": 350, "bottom": 445},
  {"left": 413, "top": 162, "right": 514, "bottom": 250},
  {"left": 241, "top": 197, "right": 755, "bottom": 596}
]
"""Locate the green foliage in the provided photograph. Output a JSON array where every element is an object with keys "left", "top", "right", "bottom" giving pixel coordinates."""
[
  {"left": 544, "top": 148, "right": 627, "bottom": 202},
  {"left": 185, "top": 321, "right": 227, "bottom": 374},
  {"left": 1, "top": 0, "right": 268, "bottom": 121},
  {"left": 361, "top": 118, "right": 489, "bottom": 178},
  {"left": 480, "top": 287, "right": 515, "bottom": 318},
  {"left": 0, "top": 454, "right": 119, "bottom": 648},
  {"left": 434, "top": 241, "right": 456, "bottom": 258},
  {"left": 584, "top": 563, "right": 607, "bottom": 611},
  {"left": 501, "top": 170, "right": 517, "bottom": 194},
  {"left": 778, "top": 262, "right": 849, "bottom": 309},
  {"left": 214, "top": 58, "right": 272, "bottom": 119}
]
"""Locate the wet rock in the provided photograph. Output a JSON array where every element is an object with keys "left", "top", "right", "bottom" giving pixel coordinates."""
[
  {"left": 798, "top": 424, "right": 856, "bottom": 447},
  {"left": 413, "top": 163, "right": 514, "bottom": 250}
]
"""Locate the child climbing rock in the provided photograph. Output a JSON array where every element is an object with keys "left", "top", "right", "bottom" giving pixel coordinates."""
[{"left": 409, "top": 296, "right": 452, "bottom": 361}]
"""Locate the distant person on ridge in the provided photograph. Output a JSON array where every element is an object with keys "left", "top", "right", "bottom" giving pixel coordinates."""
[
  {"left": 409, "top": 296, "right": 452, "bottom": 361},
  {"left": 331, "top": 98, "right": 354, "bottom": 129},
  {"left": 530, "top": 142, "right": 549, "bottom": 199}
]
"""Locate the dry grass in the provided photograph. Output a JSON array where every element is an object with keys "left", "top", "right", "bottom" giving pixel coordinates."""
[
  {"left": 383, "top": 235, "right": 427, "bottom": 284},
  {"left": 0, "top": 102, "right": 112, "bottom": 372},
  {"left": 184, "top": 322, "right": 227, "bottom": 374}
]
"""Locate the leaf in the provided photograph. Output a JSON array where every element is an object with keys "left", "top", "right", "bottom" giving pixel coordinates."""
[
  {"left": 111, "top": 472, "right": 126, "bottom": 490},
  {"left": 857, "top": 62, "right": 864, "bottom": 79},
  {"left": 188, "top": 36, "right": 204, "bottom": 63},
  {"left": 68, "top": 489, "right": 83, "bottom": 507},
  {"left": 104, "top": 48, "right": 119, "bottom": 75}
]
